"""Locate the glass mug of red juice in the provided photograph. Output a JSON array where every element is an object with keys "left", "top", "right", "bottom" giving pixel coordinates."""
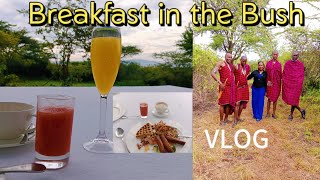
[
  {"left": 140, "top": 103, "right": 148, "bottom": 119},
  {"left": 35, "top": 95, "right": 75, "bottom": 169}
]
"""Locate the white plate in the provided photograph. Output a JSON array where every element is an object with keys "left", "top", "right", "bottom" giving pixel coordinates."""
[
  {"left": 125, "top": 120, "right": 191, "bottom": 153},
  {"left": 152, "top": 109, "right": 169, "bottom": 118},
  {"left": 113, "top": 102, "right": 126, "bottom": 121},
  {"left": 0, "top": 131, "right": 35, "bottom": 148}
]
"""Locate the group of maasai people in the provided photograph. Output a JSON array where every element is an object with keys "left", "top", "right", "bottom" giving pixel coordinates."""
[{"left": 211, "top": 51, "right": 305, "bottom": 127}]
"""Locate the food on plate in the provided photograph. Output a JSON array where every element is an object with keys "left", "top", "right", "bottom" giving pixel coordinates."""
[
  {"left": 136, "top": 123, "right": 153, "bottom": 138},
  {"left": 165, "top": 136, "right": 186, "bottom": 145},
  {"left": 135, "top": 120, "right": 186, "bottom": 153},
  {"left": 155, "top": 135, "right": 166, "bottom": 153},
  {"left": 160, "top": 135, "right": 174, "bottom": 152}
]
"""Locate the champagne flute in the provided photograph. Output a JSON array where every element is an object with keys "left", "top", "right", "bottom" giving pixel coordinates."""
[{"left": 83, "top": 27, "right": 121, "bottom": 153}]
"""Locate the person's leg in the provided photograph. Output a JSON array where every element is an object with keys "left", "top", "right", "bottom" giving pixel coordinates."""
[
  {"left": 235, "top": 102, "right": 239, "bottom": 121},
  {"left": 225, "top": 105, "right": 230, "bottom": 122},
  {"left": 266, "top": 99, "right": 271, "bottom": 117},
  {"left": 233, "top": 102, "right": 240, "bottom": 127},
  {"left": 257, "top": 87, "right": 265, "bottom": 120},
  {"left": 295, "top": 106, "right": 306, "bottom": 119},
  {"left": 239, "top": 102, "right": 244, "bottom": 120},
  {"left": 289, "top": 106, "right": 295, "bottom": 120},
  {"left": 252, "top": 87, "right": 258, "bottom": 120},
  {"left": 295, "top": 106, "right": 302, "bottom": 113},
  {"left": 272, "top": 101, "right": 277, "bottom": 118},
  {"left": 219, "top": 105, "right": 224, "bottom": 125}
]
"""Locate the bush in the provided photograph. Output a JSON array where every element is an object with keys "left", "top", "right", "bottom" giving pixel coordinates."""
[
  {"left": 1, "top": 74, "right": 20, "bottom": 86},
  {"left": 193, "top": 45, "right": 220, "bottom": 110}
]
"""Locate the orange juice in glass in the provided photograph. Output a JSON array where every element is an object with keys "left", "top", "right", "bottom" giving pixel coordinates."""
[
  {"left": 83, "top": 27, "right": 121, "bottom": 153},
  {"left": 91, "top": 37, "right": 121, "bottom": 95}
]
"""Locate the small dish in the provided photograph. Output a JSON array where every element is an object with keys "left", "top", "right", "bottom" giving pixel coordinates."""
[
  {"left": 113, "top": 102, "right": 126, "bottom": 121},
  {"left": 152, "top": 108, "right": 169, "bottom": 118},
  {"left": 0, "top": 128, "right": 35, "bottom": 148}
]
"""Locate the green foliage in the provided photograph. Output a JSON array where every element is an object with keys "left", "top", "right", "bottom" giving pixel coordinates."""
[
  {"left": 122, "top": 46, "right": 142, "bottom": 58},
  {"left": 116, "top": 62, "right": 192, "bottom": 88},
  {"left": 19, "top": 0, "right": 93, "bottom": 86},
  {"left": 152, "top": 26, "right": 193, "bottom": 88},
  {"left": 154, "top": 25, "right": 193, "bottom": 68},
  {"left": 0, "top": 21, "right": 53, "bottom": 86},
  {"left": 283, "top": 27, "right": 320, "bottom": 90},
  {"left": 69, "top": 61, "right": 93, "bottom": 82},
  {"left": 0, "top": 74, "right": 20, "bottom": 86},
  {"left": 194, "top": 0, "right": 275, "bottom": 60},
  {"left": 193, "top": 45, "right": 220, "bottom": 109}
]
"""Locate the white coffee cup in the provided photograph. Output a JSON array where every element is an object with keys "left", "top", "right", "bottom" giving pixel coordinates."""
[
  {"left": 0, "top": 102, "right": 35, "bottom": 140},
  {"left": 155, "top": 102, "right": 169, "bottom": 115}
]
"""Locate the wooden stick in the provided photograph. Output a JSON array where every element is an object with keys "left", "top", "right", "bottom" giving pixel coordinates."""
[{"left": 218, "top": 78, "right": 228, "bottom": 99}]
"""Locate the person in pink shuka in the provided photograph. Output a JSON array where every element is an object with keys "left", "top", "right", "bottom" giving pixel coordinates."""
[
  {"left": 282, "top": 51, "right": 306, "bottom": 121},
  {"left": 265, "top": 50, "right": 282, "bottom": 119}
]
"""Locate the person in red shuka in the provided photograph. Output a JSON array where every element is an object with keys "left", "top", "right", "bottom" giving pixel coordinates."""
[
  {"left": 234, "top": 56, "right": 250, "bottom": 127},
  {"left": 211, "top": 53, "right": 236, "bottom": 126},
  {"left": 266, "top": 50, "right": 282, "bottom": 119},
  {"left": 282, "top": 51, "right": 306, "bottom": 121}
]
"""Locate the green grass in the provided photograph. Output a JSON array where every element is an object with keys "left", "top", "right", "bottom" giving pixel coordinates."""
[
  {"left": 16, "top": 79, "right": 95, "bottom": 87},
  {"left": 14, "top": 79, "right": 148, "bottom": 87}
]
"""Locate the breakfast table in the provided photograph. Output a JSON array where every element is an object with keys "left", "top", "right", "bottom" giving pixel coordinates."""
[{"left": 0, "top": 86, "right": 192, "bottom": 180}]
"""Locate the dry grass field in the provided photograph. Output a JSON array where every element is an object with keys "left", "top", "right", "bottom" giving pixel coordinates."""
[{"left": 193, "top": 90, "right": 320, "bottom": 180}]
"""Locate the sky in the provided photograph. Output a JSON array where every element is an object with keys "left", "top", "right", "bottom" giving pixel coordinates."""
[
  {"left": 194, "top": 0, "right": 320, "bottom": 61},
  {"left": 0, "top": 0, "right": 192, "bottom": 62}
]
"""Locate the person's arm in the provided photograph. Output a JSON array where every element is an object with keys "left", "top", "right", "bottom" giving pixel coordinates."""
[
  {"left": 247, "top": 71, "right": 254, "bottom": 80},
  {"left": 279, "top": 63, "right": 282, "bottom": 80},
  {"left": 211, "top": 62, "right": 221, "bottom": 82},
  {"left": 266, "top": 62, "right": 272, "bottom": 86},
  {"left": 234, "top": 64, "right": 238, "bottom": 71},
  {"left": 264, "top": 71, "right": 268, "bottom": 87},
  {"left": 211, "top": 62, "right": 224, "bottom": 90}
]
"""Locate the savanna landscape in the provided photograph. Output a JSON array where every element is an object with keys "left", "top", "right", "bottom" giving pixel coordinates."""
[{"left": 0, "top": 0, "right": 193, "bottom": 88}]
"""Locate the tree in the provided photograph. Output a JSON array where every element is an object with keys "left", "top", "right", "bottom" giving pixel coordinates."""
[
  {"left": 20, "top": 0, "right": 93, "bottom": 86},
  {"left": 0, "top": 21, "right": 53, "bottom": 85},
  {"left": 121, "top": 45, "right": 142, "bottom": 59},
  {"left": 194, "top": 0, "right": 275, "bottom": 60},
  {"left": 153, "top": 26, "right": 193, "bottom": 88},
  {"left": 20, "top": 1, "right": 143, "bottom": 86},
  {"left": 283, "top": 27, "right": 320, "bottom": 89},
  {"left": 154, "top": 25, "right": 193, "bottom": 68}
]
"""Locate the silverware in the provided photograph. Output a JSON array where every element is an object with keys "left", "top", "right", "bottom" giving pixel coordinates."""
[
  {"left": 120, "top": 115, "right": 139, "bottom": 119},
  {"left": 115, "top": 127, "right": 130, "bottom": 153},
  {"left": 20, "top": 124, "right": 36, "bottom": 144},
  {"left": 0, "top": 163, "right": 46, "bottom": 174},
  {"left": 113, "top": 115, "right": 139, "bottom": 122},
  {"left": 178, "top": 135, "right": 193, "bottom": 138}
]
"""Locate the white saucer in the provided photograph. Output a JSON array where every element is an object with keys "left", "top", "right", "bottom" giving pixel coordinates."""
[
  {"left": 152, "top": 109, "right": 169, "bottom": 118},
  {"left": 113, "top": 102, "right": 126, "bottom": 121},
  {"left": 0, "top": 131, "right": 35, "bottom": 148}
]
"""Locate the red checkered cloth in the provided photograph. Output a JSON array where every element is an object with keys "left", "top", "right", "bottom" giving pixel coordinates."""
[
  {"left": 235, "top": 64, "right": 250, "bottom": 109},
  {"left": 218, "top": 62, "right": 236, "bottom": 109},
  {"left": 266, "top": 60, "right": 282, "bottom": 102},
  {"left": 282, "top": 60, "right": 304, "bottom": 106}
]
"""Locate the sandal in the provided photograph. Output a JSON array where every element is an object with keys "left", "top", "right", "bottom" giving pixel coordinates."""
[
  {"left": 288, "top": 115, "right": 293, "bottom": 121},
  {"left": 232, "top": 122, "right": 238, "bottom": 128},
  {"left": 301, "top": 109, "right": 306, "bottom": 119},
  {"left": 272, "top": 114, "right": 277, "bottom": 119},
  {"left": 220, "top": 121, "right": 226, "bottom": 126}
]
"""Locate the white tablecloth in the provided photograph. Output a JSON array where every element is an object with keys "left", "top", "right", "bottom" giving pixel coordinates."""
[{"left": 0, "top": 86, "right": 192, "bottom": 180}]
